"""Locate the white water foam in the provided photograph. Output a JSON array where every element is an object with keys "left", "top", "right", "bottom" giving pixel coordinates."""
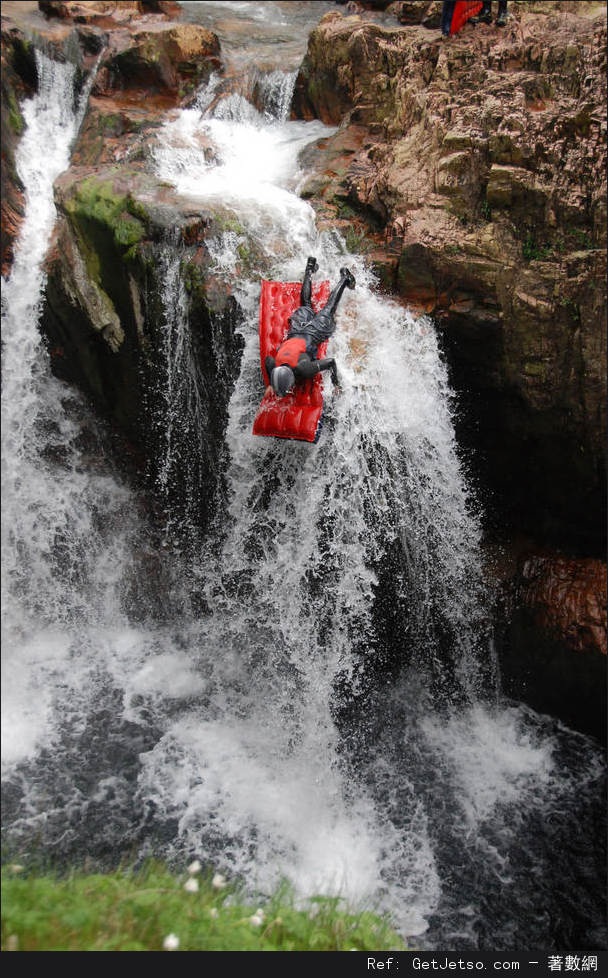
[
  {"left": 0, "top": 53, "right": 143, "bottom": 774},
  {"left": 138, "top": 74, "right": 496, "bottom": 929},
  {"left": 152, "top": 82, "right": 333, "bottom": 254}
]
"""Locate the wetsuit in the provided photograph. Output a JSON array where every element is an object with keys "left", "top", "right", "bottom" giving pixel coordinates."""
[{"left": 265, "top": 261, "right": 353, "bottom": 389}]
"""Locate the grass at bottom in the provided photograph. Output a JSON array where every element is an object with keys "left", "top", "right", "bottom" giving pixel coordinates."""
[{"left": 1, "top": 862, "right": 407, "bottom": 952}]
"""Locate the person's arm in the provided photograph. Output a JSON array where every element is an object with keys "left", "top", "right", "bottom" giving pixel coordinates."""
[
  {"left": 296, "top": 356, "right": 340, "bottom": 388},
  {"left": 265, "top": 355, "right": 276, "bottom": 386}
]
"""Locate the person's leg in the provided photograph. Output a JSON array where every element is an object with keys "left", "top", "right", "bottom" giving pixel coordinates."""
[
  {"left": 322, "top": 268, "right": 355, "bottom": 319},
  {"left": 306, "top": 268, "right": 355, "bottom": 344},
  {"left": 472, "top": 2, "right": 492, "bottom": 24},
  {"left": 496, "top": 1, "right": 508, "bottom": 26},
  {"left": 440, "top": 1, "right": 456, "bottom": 37},
  {"left": 300, "top": 256, "right": 318, "bottom": 309}
]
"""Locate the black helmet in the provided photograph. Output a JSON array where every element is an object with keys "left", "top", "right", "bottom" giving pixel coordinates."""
[{"left": 271, "top": 365, "right": 295, "bottom": 398}]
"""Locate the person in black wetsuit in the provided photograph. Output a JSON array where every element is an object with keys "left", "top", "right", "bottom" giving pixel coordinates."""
[{"left": 265, "top": 258, "right": 356, "bottom": 398}]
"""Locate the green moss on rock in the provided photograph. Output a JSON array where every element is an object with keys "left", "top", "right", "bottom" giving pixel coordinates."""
[
  {"left": 7, "top": 90, "right": 24, "bottom": 136},
  {"left": 66, "top": 177, "right": 147, "bottom": 253}
]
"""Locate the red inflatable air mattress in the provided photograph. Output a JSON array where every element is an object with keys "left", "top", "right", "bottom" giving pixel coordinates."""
[
  {"left": 449, "top": 1, "right": 483, "bottom": 35},
  {"left": 252, "top": 278, "right": 330, "bottom": 444}
]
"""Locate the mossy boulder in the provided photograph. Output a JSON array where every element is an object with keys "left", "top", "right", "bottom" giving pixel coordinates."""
[{"left": 42, "top": 167, "right": 244, "bottom": 531}]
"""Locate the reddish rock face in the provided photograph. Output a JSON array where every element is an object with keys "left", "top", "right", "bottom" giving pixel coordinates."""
[
  {"left": 34, "top": 0, "right": 220, "bottom": 102},
  {"left": 91, "top": 24, "right": 221, "bottom": 99},
  {"left": 497, "top": 549, "right": 607, "bottom": 741},
  {"left": 1, "top": 194, "right": 24, "bottom": 278},
  {"left": 518, "top": 555, "right": 607, "bottom": 658}
]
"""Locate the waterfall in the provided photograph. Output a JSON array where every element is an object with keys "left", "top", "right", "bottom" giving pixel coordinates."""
[
  {"left": 255, "top": 69, "right": 298, "bottom": 122},
  {"left": 0, "top": 52, "right": 148, "bottom": 777},
  {"left": 2, "top": 53, "right": 88, "bottom": 463},
  {"left": 153, "top": 239, "right": 212, "bottom": 541},
  {"left": 1, "top": 52, "right": 89, "bottom": 642},
  {"left": 1, "top": 23, "right": 605, "bottom": 955}
]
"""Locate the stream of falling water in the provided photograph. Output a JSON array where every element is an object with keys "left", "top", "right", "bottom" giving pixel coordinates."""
[{"left": 1, "top": 5, "right": 606, "bottom": 954}]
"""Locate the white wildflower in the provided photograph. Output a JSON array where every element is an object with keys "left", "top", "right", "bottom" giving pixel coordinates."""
[
  {"left": 183, "top": 877, "right": 199, "bottom": 893},
  {"left": 212, "top": 872, "right": 226, "bottom": 890},
  {"left": 249, "top": 908, "right": 266, "bottom": 927},
  {"left": 163, "top": 933, "right": 180, "bottom": 951},
  {"left": 209, "top": 907, "right": 219, "bottom": 919},
  {"left": 187, "top": 859, "right": 202, "bottom": 876}
]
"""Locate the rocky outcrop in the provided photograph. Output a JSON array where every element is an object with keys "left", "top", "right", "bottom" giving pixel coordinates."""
[
  {"left": 516, "top": 554, "right": 606, "bottom": 657},
  {"left": 293, "top": 2, "right": 607, "bottom": 553},
  {"left": 41, "top": 164, "right": 245, "bottom": 533},
  {"left": 496, "top": 552, "right": 607, "bottom": 741},
  {"left": 38, "top": 2, "right": 182, "bottom": 25},
  {"left": 1, "top": 23, "right": 37, "bottom": 275},
  {"left": 91, "top": 23, "right": 221, "bottom": 101}
]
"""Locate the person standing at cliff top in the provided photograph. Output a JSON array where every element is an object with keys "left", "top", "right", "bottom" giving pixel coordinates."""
[
  {"left": 441, "top": 1, "right": 457, "bottom": 37},
  {"left": 441, "top": 1, "right": 499, "bottom": 39},
  {"left": 472, "top": 1, "right": 509, "bottom": 27}
]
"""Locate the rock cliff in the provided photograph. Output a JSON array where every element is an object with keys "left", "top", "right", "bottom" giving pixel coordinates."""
[
  {"left": 42, "top": 165, "right": 244, "bottom": 534},
  {"left": 497, "top": 552, "right": 606, "bottom": 740},
  {"left": 293, "top": 1, "right": 606, "bottom": 555}
]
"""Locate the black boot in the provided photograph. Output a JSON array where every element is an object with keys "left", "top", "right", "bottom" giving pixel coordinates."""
[
  {"left": 472, "top": 4, "right": 492, "bottom": 24},
  {"left": 300, "top": 257, "right": 318, "bottom": 308},
  {"left": 339, "top": 267, "right": 356, "bottom": 289},
  {"left": 321, "top": 270, "right": 356, "bottom": 320}
]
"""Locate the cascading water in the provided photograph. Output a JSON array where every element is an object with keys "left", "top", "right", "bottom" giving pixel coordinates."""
[
  {"left": 255, "top": 68, "right": 298, "bottom": 121},
  {"left": 0, "top": 51, "right": 123, "bottom": 766},
  {"left": 1, "top": 6, "right": 605, "bottom": 955},
  {"left": 152, "top": 236, "right": 216, "bottom": 545}
]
